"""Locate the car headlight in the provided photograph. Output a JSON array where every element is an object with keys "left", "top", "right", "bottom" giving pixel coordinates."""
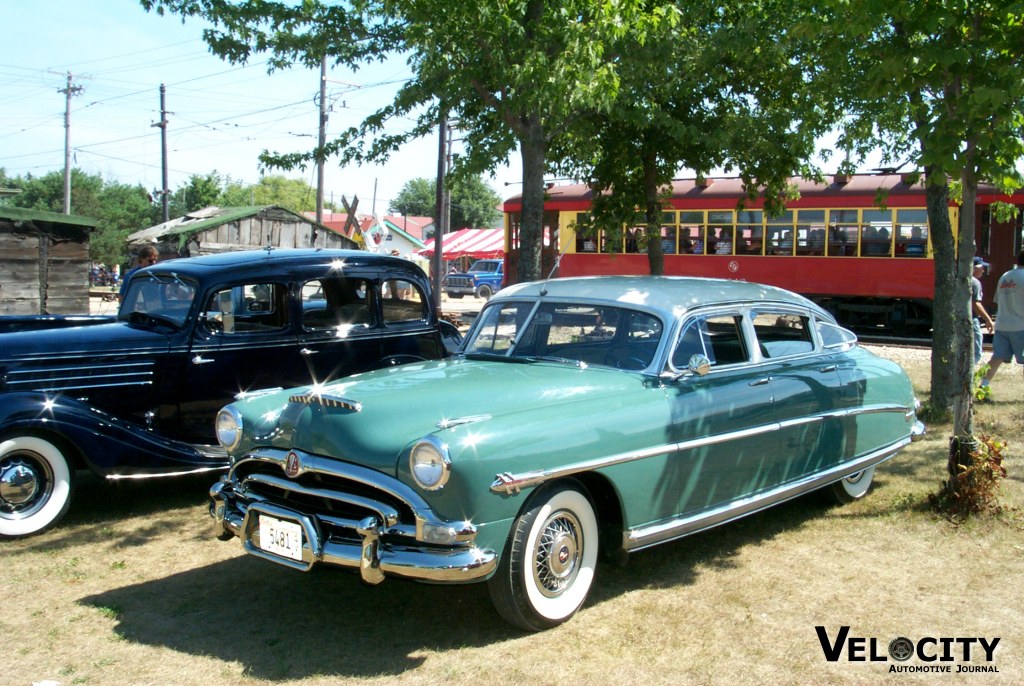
[
  {"left": 410, "top": 436, "right": 451, "bottom": 491},
  {"left": 216, "top": 406, "right": 243, "bottom": 451}
]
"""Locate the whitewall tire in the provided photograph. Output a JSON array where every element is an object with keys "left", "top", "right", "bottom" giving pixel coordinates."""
[
  {"left": 488, "top": 481, "right": 599, "bottom": 631},
  {"left": 0, "top": 436, "right": 74, "bottom": 537},
  {"left": 830, "top": 466, "right": 875, "bottom": 504}
]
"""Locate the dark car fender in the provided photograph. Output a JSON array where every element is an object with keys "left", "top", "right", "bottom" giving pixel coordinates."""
[{"left": 0, "top": 392, "right": 227, "bottom": 478}]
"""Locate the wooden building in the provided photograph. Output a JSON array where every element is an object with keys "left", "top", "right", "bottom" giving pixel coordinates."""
[
  {"left": 0, "top": 206, "right": 97, "bottom": 315},
  {"left": 126, "top": 205, "right": 357, "bottom": 258}
]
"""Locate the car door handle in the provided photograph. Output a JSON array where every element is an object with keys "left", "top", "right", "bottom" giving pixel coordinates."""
[
  {"left": 749, "top": 377, "right": 771, "bottom": 386},
  {"left": 192, "top": 354, "right": 214, "bottom": 365},
  {"left": 300, "top": 347, "right": 319, "bottom": 356},
  {"left": 818, "top": 365, "right": 838, "bottom": 373}
]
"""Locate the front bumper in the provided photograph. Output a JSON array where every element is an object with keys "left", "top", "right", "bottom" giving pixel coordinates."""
[{"left": 209, "top": 451, "right": 497, "bottom": 585}]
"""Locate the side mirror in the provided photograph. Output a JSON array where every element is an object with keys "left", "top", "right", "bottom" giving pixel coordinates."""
[{"left": 688, "top": 354, "right": 711, "bottom": 376}]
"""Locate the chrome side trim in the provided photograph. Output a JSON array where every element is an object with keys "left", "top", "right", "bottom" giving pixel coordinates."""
[
  {"left": 106, "top": 465, "right": 225, "bottom": 480},
  {"left": 5, "top": 360, "right": 156, "bottom": 392},
  {"left": 490, "top": 403, "right": 914, "bottom": 495},
  {"left": 623, "top": 436, "right": 910, "bottom": 552}
]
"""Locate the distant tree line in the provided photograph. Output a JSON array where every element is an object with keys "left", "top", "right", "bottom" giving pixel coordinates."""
[
  {"left": 389, "top": 176, "right": 502, "bottom": 231},
  {"left": 0, "top": 169, "right": 334, "bottom": 268}
]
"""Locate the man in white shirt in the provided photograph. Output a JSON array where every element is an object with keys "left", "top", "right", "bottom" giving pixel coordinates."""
[{"left": 981, "top": 250, "right": 1024, "bottom": 392}]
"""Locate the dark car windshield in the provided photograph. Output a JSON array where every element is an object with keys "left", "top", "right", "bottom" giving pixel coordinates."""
[
  {"left": 118, "top": 273, "right": 197, "bottom": 327},
  {"left": 464, "top": 300, "right": 664, "bottom": 370}
]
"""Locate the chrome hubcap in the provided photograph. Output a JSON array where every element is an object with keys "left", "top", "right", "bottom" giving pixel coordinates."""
[
  {"left": 0, "top": 453, "right": 51, "bottom": 517},
  {"left": 533, "top": 511, "right": 582, "bottom": 598}
]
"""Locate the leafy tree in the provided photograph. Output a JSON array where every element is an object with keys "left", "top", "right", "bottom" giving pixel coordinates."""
[
  {"left": 250, "top": 175, "right": 319, "bottom": 212},
  {"left": 390, "top": 176, "right": 501, "bottom": 229},
  {"left": 560, "top": 1, "right": 833, "bottom": 275},
  {"left": 169, "top": 172, "right": 224, "bottom": 215},
  {"left": 143, "top": 0, "right": 662, "bottom": 283},
  {"left": 804, "top": 2, "right": 1024, "bottom": 441},
  {"left": 803, "top": 1, "right": 1024, "bottom": 502},
  {"left": 390, "top": 178, "right": 435, "bottom": 218},
  {"left": 3, "top": 169, "right": 104, "bottom": 217},
  {"left": 0, "top": 169, "right": 159, "bottom": 267},
  {"left": 94, "top": 181, "right": 161, "bottom": 267}
]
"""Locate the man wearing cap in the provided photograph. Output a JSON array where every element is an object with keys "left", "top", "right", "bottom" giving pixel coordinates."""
[
  {"left": 972, "top": 256, "right": 995, "bottom": 365},
  {"left": 981, "top": 249, "right": 1024, "bottom": 393}
]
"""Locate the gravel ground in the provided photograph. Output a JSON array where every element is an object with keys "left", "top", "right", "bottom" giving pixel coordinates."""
[{"left": 861, "top": 343, "right": 934, "bottom": 367}]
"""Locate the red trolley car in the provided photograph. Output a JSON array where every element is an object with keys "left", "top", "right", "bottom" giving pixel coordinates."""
[{"left": 501, "top": 173, "right": 1024, "bottom": 331}]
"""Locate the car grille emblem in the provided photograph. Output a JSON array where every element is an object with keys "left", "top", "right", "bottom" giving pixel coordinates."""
[{"left": 285, "top": 452, "right": 302, "bottom": 478}]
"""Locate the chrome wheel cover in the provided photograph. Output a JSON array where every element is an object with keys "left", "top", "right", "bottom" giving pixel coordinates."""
[
  {"left": 0, "top": 450, "right": 54, "bottom": 520},
  {"left": 532, "top": 510, "right": 583, "bottom": 598}
]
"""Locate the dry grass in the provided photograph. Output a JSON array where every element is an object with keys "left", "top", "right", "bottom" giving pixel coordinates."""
[{"left": 3, "top": 350, "right": 1023, "bottom": 686}]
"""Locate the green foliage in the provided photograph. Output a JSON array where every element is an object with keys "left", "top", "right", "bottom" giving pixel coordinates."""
[
  {"left": 389, "top": 176, "right": 502, "bottom": 229},
  {"left": 0, "top": 169, "right": 159, "bottom": 267},
  {"left": 930, "top": 434, "right": 1008, "bottom": 522},
  {"left": 974, "top": 364, "right": 992, "bottom": 402},
  {"left": 389, "top": 178, "right": 435, "bottom": 217}
]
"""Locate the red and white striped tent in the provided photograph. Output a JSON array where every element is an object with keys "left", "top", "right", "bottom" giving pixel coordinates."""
[{"left": 417, "top": 228, "right": 505, "bottom": 260}]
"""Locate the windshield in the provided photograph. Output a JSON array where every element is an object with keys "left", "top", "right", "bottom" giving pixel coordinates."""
[
  {"left": 469, "top": 261, "right": 500, "bottom": 273},
  {"left": 118, "top": 273, "right": 197, "bottom": 327},
  {"left": 464, "top": 300, "right": 664, "bottom": 370}
]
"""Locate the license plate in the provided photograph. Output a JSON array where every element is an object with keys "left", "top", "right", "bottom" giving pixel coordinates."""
[{"left": 258, "top": 514, "right": 303, "bottom": 561}]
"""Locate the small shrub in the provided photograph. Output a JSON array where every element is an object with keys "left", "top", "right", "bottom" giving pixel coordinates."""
[
  {"left": 973, "top": 364, "right": 992, "bottom": 402},
  {"left": 930, "top": 433, "right": 1007, "bottom": 522}
]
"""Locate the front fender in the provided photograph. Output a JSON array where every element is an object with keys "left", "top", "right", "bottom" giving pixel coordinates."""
[{"left": 0, "top": 391, "right": 227, "bottom": 477}]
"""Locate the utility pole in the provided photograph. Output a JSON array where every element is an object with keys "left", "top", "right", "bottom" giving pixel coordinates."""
[
  {"left": 316, "top": 55, "right": 327, "bottom": 228},
  {"left": 58, "top": 72, "right": 83, "bottom": 215},
  {"left": 151, "top": 85, "right": 170, "bottom": 222},
  {"left": 432, "top": 109, "right": 447, "bottom": 308}
]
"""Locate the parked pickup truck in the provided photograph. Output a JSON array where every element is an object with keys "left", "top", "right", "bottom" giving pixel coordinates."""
[
  {"left": 0, "top": 248, "right": 460, "bottom": 537},
  {"left": 444, "top": 258, "right": 503, "bottom": 300}
]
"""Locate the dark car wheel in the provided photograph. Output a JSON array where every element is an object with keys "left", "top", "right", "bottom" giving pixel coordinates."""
[
  {"left": 0, "top": 435, "right": 74, "bottom": 538},
  {"left": 830, "top": 466, "right": 875, "bottom": 504},
  {"left": 487, "top": 480, "right": 598, "bottom": 631},
  {"left": 476, "top": 284, "right": 493, "bottom": 300}
]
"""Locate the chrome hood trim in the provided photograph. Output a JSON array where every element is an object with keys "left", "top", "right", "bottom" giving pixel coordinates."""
[{"left": 288, "top": 388, "right": 362, "bottom": 412}]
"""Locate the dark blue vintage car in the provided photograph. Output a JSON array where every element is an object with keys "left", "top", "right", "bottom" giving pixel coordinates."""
[{"left": 0, "top": 249, "right": 459, "bottom": 537}]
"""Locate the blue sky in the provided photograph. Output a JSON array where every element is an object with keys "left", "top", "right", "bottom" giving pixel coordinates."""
[{"left": 1, "top": 0, "right": 521, "bottom": 213}]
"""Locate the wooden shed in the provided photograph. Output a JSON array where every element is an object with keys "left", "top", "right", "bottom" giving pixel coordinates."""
[
  {"left": 126, "top": 205, "right": 358, "bottom": 258},
  {"left": 0, "top": 206, "right": 97, "bottom": 315}
]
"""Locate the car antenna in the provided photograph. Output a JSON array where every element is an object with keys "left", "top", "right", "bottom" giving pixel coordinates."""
[{"left": 538, "top": 251, "right": 565, "bottom": 297}]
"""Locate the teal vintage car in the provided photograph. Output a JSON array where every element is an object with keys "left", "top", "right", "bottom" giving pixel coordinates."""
[{"left": 209, "top": 276, "right": 924, "bottom": 631}]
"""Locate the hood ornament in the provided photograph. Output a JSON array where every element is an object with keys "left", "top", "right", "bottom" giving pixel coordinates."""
[{"left": 289, "top": 389, "right": 362, "bottom": 412}]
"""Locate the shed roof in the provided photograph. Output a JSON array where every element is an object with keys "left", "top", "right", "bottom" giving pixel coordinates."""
[
  {"left": 0, "top": 206, "right": 98, "bottom": 228},
  {"left": 127, "top": 205, "right": 324, "bottom": 243}
]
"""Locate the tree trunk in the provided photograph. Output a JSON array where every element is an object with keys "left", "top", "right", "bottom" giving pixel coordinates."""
[
  {"left": 517, "top": 116, "right": 547, "bottom": 284},
  {"left": 926, "top": 171, "right": 957, "bottom": 415},
  {"left": 642, "top": 144, "right": 664, "bottom": 276}
]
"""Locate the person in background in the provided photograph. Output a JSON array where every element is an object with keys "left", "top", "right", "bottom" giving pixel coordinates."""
[
  {"left": 118, "top": 245, "right": 159, "bottom": 301},
  {"left": 980, "top": 249, "right": 1024, "bottom": 394},
  {"left": 971, "top": 256, "right": 995, "bottom": 365}
]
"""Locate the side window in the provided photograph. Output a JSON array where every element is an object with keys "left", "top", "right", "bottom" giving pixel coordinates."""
[
  {"left": 817, "top": 320, "right": 858, "bottom": 349},
  {"left": 753, "top": 312, "right": 814, "bottom": 357},
  {"left": 673, "top": 314, "right": 748, "bottom": 368},
  {"left": 381, "top": 279, "right": 428, "bottom": 324},
  {"left": 301, "top": 276, "right": 372, "bottom": 330},
  {"left": 204, "top": 283, "right": 288, "bottom": 334}
]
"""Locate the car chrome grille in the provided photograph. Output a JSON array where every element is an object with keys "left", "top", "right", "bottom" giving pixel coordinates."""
[
  {"left": 233, "top": 457, "right": 417, "bottom": 543},
  {"left": 446, "top": 277, "right": 472, "bottom": 288},
  {"left": 3, "top": 360, "right": 155, "bottom": 392}
]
